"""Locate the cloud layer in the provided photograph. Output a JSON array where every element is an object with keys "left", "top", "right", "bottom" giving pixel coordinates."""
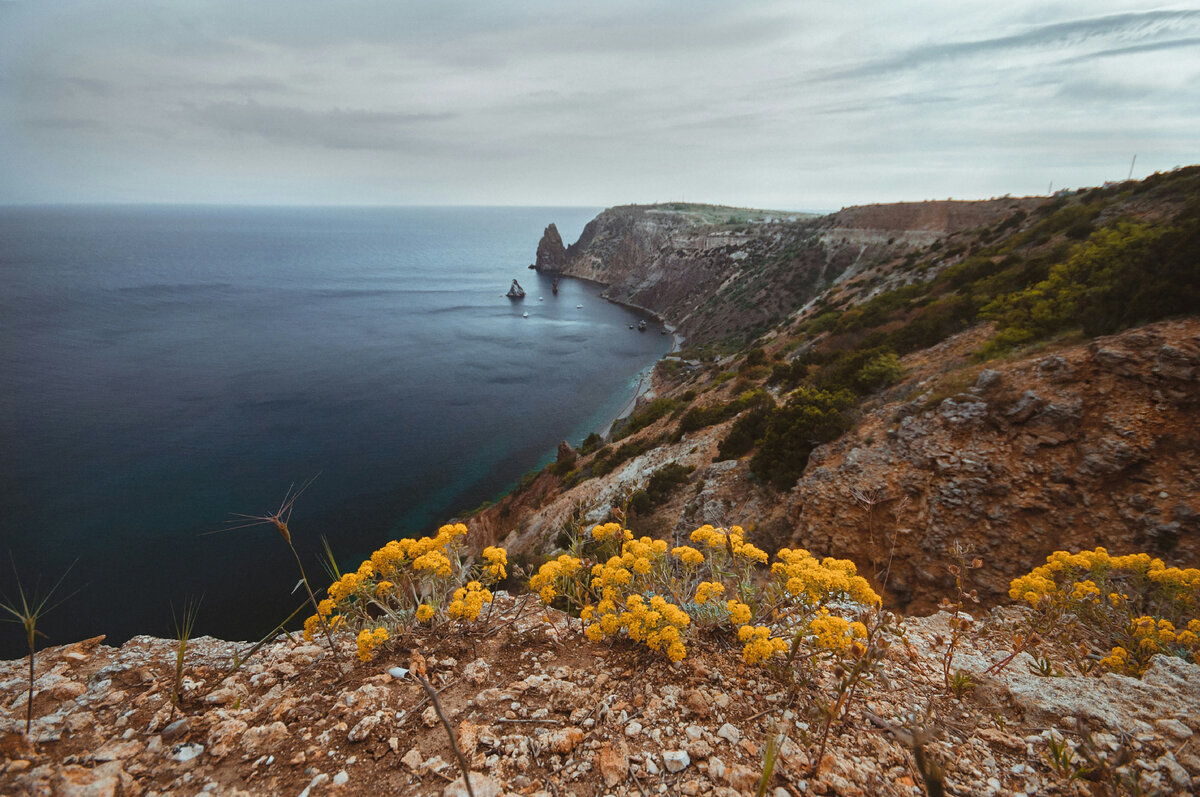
[{"left": 1, "top": 1, "right": 1197, "bottom": 208}]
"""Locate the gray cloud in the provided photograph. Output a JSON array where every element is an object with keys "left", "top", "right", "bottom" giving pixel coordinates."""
[
  {"left": 0, "top": 1, "right": 1197, "bottom": 207},
  {"left": 190, "top": 101, "right": 456, "bottom": 150},
  {"left": 824, "top": 10, "right": 1200, "bottom": 80}
]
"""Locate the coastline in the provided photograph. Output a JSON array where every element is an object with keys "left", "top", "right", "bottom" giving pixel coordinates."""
[{"left": 543, "top": 270, "right": 681, "bottom": 438}]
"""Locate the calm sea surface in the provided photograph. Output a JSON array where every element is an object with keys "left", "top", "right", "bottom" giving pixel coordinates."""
[{"left": 0, "top": 205, "right": 669, "bottom": 657}]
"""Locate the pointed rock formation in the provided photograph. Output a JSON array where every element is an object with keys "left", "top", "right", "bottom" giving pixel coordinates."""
[{"left": 535, "top": 223, "right": 568, "bottom": 272}]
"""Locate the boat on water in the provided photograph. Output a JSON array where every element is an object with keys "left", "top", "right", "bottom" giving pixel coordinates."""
[
  {"left": 506, "top": 279, "right": 526, "bottom": 299},
  {"left": 637, "top": 319, "right": 647, "bottom": 332},
  {"left": 576, "top": 304, "right": 583, "bottom": 309},
  {"left": 522, "top": 312, "right": 529, "bottom": 318}
]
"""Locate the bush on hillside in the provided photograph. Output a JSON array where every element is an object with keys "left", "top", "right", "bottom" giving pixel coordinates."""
[{"left": 750, "top": 387, "right": 856, "bottom": 489}]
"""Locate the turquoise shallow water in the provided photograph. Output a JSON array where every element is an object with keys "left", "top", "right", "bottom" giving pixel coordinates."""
[{"left": 0, "top": 205, "right": 669, "bottom": 655}]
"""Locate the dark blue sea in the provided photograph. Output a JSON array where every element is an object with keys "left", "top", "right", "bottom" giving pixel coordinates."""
[{"left": 0, "top": 205, "right": 669, "bottom": 657}]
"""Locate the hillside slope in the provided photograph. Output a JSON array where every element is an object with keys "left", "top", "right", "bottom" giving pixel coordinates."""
[
  {"left": 478, "top": 167, "right": 1200, "bottom": 609},
  {"left": 532, "top": 198, "right": 1041, "bottom": 347}
]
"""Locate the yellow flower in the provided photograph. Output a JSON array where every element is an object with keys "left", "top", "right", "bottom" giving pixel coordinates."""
[
  {"left": 416, "top": 603, "right": 435, "bottom": 623},
  {"left": 356, "top": 626, "right": 389, "bottom": 662},
  {"left": 482, "top": 546, "right": 508, "bottom": 581},
  {"left": 303, "top": 614, "right": 321, "bottom": 641},
  {"left": 726, "top": 599, "right": 752, "bottom": 626},
  {"left": 694, "top": 581, "right": 725, "bottom": 605},
  {"left": 672, "top": 546, "right": 705, "bottom": 567}
]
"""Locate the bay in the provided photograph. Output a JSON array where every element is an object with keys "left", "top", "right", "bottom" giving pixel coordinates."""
[{"left": 0, "top": 205, "right": 669, "bottom": 656}]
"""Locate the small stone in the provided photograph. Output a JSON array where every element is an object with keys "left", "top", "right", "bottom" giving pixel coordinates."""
[
  {"left": 462, "top": 659, "right": 491, "bottom": 686},
  {"left": 7, "top": 760, "right": 31, "bottom": 773},
  {"left": 444, "top": 772, "right": 502, "bottom": 797},
  {"left": 680, "top": 779, "right": 702, "bottom": 795},
  {"left": 726, "top": 763, "right": 758, "bottom": 792},
  {"left": 717, "top": 723, "right": 741, "bottom": 744},
  {"left": 387, "top": 666, "right": 409, "bottom": 680},
  {"left": 170, "top": 743, "right": 204, "bottom": 763},
  {"left": 94, "top": 740, "right": 143, "bottom": 761},
  {"left": 401, "top": 748, "right": 423, "bottom": 771},
  {"left": 56, "top": 762, "right": 127, "bottom": 797},
  {"left": 1157, "top": 754, "right": 1190, "bottom": 790},
  {"left": 543, "top": 727, "right": 584, "bottom": 754},
  {"left": 683, "top": 689, "right": 710, "bottom": 718},
  {"left": 597, "top": 742, "right": 629, "bottom": 788},
  {"left": 625, "top": 720, "right": 643, "bottom": 738},
  {"left": 663, "top": 750, "right": 691, "bottom": 773},
  {"left": 242, "top": 722, "right": 289, "bottom": 756},
  {"left": 348, "top": 715, "right": 380, "bottom": 742},
  {"left": 203, "top": 687, "right": 240, "bottom": 705},
  {"left": 47, "top": 680, "right": 88, "bottom": 700},
  {"left": 422, "top": 706, "right": 439, "bottom": 728},
  {"left": 1155, "top": 718, "right": 1193, "bottom": 740},
  {"left": 708, "top": 756, "right": 726, "bottom": 779},
  {"left": 388, "top": 736, "right": 400, "bottom": 753},
  {"left": 685, "top": 724, "right": 704, "bottom": 740},
  {"left": 332, "top": 770, "right": 349, "bottom": 786},
  {"left": 161, "top": 718, "right": 190, "bottom": 743}
]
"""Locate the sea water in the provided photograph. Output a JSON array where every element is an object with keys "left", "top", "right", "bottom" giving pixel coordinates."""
[{"left": 0, "top": 205, "right": 669, "bottom": 656}]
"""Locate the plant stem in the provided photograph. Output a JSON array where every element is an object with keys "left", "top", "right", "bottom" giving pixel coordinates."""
[
  {"left": 416, "top": 671, "right": 475, "bottom": 797},
  {"left": 288, "top": 541, "right": 340, "bottom": 659}
]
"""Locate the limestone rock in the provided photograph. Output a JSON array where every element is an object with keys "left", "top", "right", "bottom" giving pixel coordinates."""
[
  {"left": 445, "top": 772, "right": 502, "bottom": 797},
  {"left": 663, "top": 749, "right": 690, "bottom": 773},
  {"left": 534, "top": 223, "right": 567, "bottom": 272},
  {"left": 597, "top": 741, "right": 629, "bottom": 788}
]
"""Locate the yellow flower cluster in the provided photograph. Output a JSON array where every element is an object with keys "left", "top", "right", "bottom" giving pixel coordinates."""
[
  {"left": 368, "top": 523, "right": 469, "bottom": 581},
  {"left": 771, "top": 548, "right": 881, "bottom": 607},
  {"left": 356, "top": 626, "right": 389, "bottom": 662},
  {"left": 1008, "top": 547, "right": 1200, "bottom": 607},
  {"left": 694, "top": 581, "right": 725, "bottom": 605},
  {"left": 482, "top": 546, "right": 507, "bottom": 581},
  {"left": 671, "top": 545, "right": 705, "bottom": 567},
  {"left": 689, "top": 525, "right": 768, "bottom": 564},
  {"left": 1101, "top": 617, "right": 1200, "bottom": 675},
  {"left": 529, "top": 554, "right": 583, "bottom": 603},
  {"left": 612, "top": 594, "right": 689, "bottom": 662},
  {"left": 1010, "top": 548, "right": 1200, "bottom": 678},
  {"left": 448, "top": 580, "right": 493, "bottom": 622},
  {"left": 726, "top": 599, "right": 752, "bottom": 626},
  {"left": 591, "top": 522, "right": 632, "bottom": 543},
  {"left": 809, "top": 611, "right": 868, "bottom": 654},
  {"left": 738, "top": 624, "right": 787, "bottom": 664},
  {"left": 305, "top": 522, "right": 506, "bottom": 645}
]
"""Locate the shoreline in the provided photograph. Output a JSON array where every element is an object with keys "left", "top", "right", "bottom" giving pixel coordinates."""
[{"left": 541, "top": 269, "right": 682, "bottom": 438}]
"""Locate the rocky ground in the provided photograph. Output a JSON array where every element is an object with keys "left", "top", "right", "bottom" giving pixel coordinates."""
[
  {"left": 474, "top": 319, "right": 1200, "bottom": 616},
  {"left": 3, "top": 592, "right": 1198, "bottom": 796}
]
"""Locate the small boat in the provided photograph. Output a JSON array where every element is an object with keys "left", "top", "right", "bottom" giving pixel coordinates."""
[
  {"left": 576, "top": 304, "right": 583, "bottom": 309},
  {"left": 522, "top": 312, "right": 529, "bottom": 318},
  {"left": 506, "top": 279, "right": 526, "bottom": 299},
  {"left": 628, "top": 324, "right": 634, "bottom": 329},
  {"left": 637, "top": 319, "right": 647, "bottom": 332}
]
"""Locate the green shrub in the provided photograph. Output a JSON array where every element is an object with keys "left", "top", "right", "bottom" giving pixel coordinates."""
[
  {"left": 750, "top": 387, "right": 856, "bottom": 489},
  {"left": 855, "top": 351, "right": 905, "bottom": 393},
  {"left": 612, "top": 398, "right": 680, "bottom": 441}
]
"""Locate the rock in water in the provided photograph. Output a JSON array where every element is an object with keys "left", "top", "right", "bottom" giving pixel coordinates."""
[
  {"left": 506, "top": 279, "right": 526, "bottom": 299},
  {"left": 535, "top": 223, "right": 567, "bottom": 272}
]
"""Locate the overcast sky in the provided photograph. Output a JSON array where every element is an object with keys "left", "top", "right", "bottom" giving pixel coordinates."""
[{"left": 0, "top": 1, "right": 1197, "bottom": 209}]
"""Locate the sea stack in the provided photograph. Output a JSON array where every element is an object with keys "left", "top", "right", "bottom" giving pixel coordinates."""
[
  {"left": 507, "top": 279, "right": 526, "bottom": 299},
  {"left": 534, "top": 223, "right": 568, "bottom": 272}
]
